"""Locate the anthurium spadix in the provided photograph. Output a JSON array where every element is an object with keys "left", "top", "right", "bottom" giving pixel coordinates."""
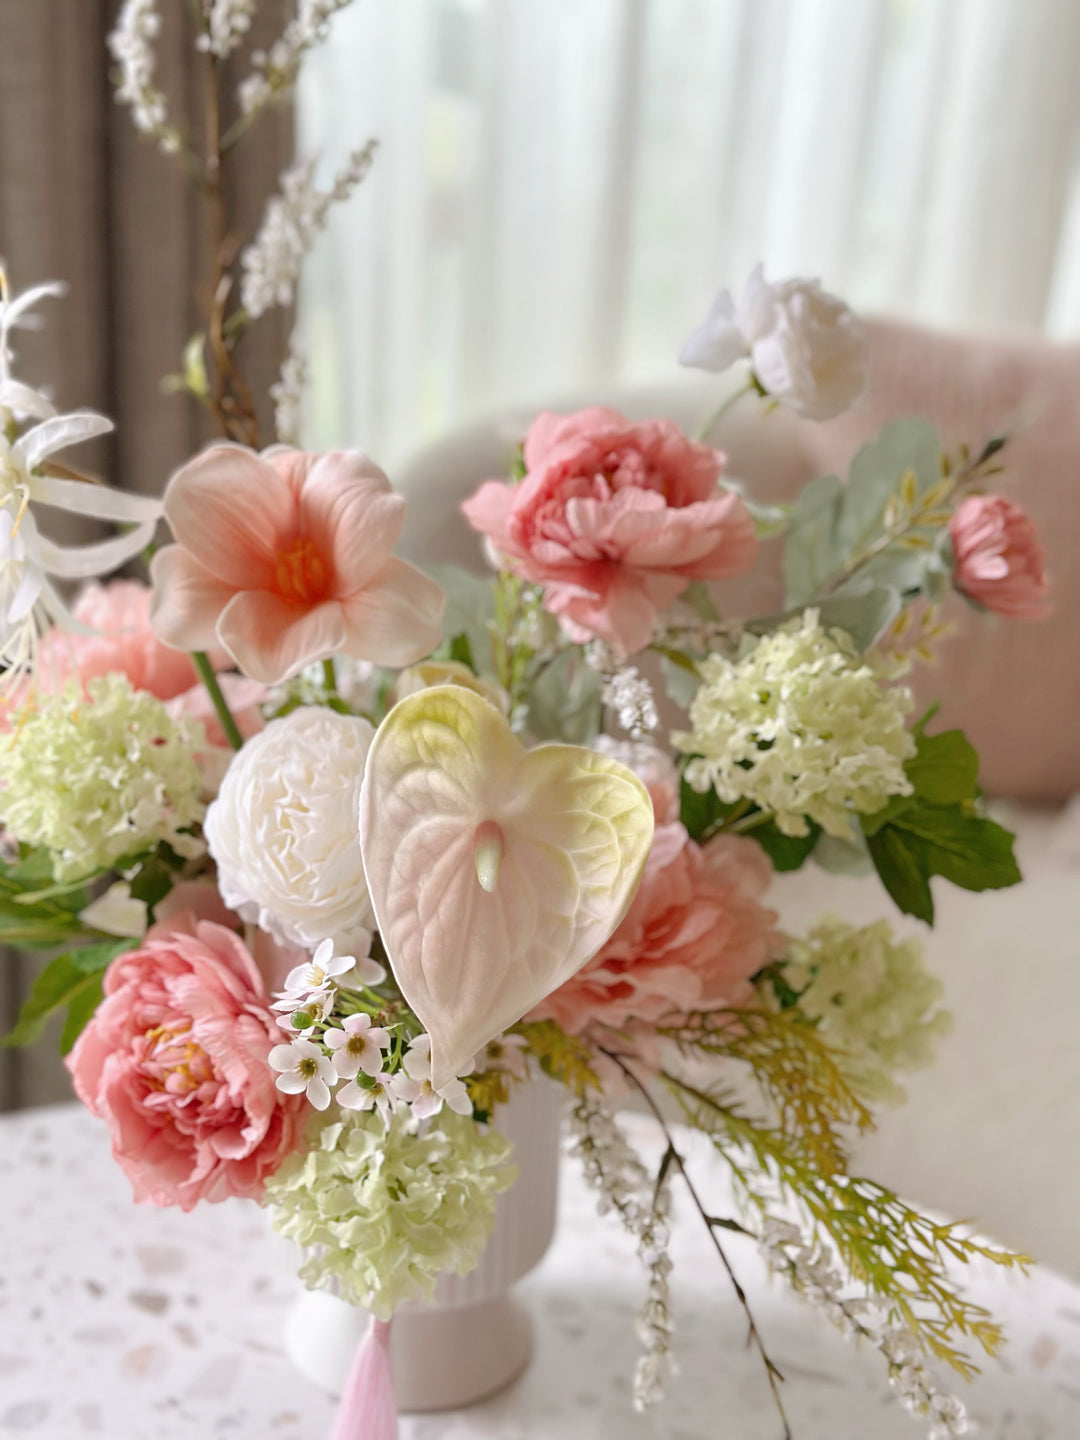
[{"left": 358, "top": 685, "right": 655, "bottom": 1090}]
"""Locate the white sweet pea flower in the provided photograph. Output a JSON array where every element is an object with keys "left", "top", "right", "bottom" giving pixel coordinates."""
[
  {"left": 269, "top": 1037, "right": 337, "bottom": 1111},
  {"left": 680, "top": 264, "right": 868, "bottom": 421},
  {"left": 205, "top": 708, "right": 378, "bottom": 955},
  {"left": 324, "top": 1012, "right": 392, "bottom": 1079},
  {"left": 393, "top": 1033, "right": 474, "bottom": 1120}
]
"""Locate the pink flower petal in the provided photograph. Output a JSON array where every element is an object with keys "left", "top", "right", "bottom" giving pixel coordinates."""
[
  {"left": 216, "top": 591, "right": 348, "bottom": 683},
  {"left": 339, "top": 556, "right": 445, "bottom": 667},
  {"left": 297, "top": 452, "right": 409, "bottom": 595},
  {"left": 163, "top": 445, "right": 293, "bottom": 589},
  {"left": 150, "top": 546, "right": 237, "bottom": 652}
]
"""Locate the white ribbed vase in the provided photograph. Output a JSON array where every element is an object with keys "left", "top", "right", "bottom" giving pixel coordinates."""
[{"left": 284, "top": 1078, "right": 563, "bottom": 1411}]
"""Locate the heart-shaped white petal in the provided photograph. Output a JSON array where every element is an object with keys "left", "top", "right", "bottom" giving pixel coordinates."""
[{"left": 359, "top": 686, "right": 654, "bottom": 1089}]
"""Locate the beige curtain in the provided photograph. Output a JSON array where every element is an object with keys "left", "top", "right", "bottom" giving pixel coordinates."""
[{"left": 0, "top": 0, "right": 293, "bottom": 1108}]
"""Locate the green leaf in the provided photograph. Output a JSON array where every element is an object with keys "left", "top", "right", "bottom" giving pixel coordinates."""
[
  {"left": 814, "top": 582, "right": 903, "bottom": 652},
  {"left": 835, "top": 419, "right": 941, "bottom": 557},
  {"left": 447, "top": 631, "right": 477, "bottom": 672},
  {"left": 658, "top": 651, "right": 702, "bottom": 711},
  {"left": 865, "top": 824, "right": 935, "bottom": 922},
  {"left": 782, "top": 473, "right": 844, "bottom": 606},
  {"left": 60, "top": 973, "right": 105, "bottom": 1054},
  {"left": 425, "top": 565, "right": 495, "bottom": 674},
  {"left": 679, "top": 773, "right": 734, "bottom": 843},
  {"left": 750, "top": 819, "right": 821, "bottom": 872},
  {"left": 526, "top": 649, "right": 602, "bottom": 744},
  {"left": 2, "top": 938, "right": 133, "bottom": 1049},
  {"left": 904, "top": 728, "right": 979, "bottom": 806}
]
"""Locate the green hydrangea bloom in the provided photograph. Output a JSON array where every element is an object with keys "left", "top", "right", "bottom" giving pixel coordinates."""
[
  {"left": 0, "top": 674, "right": 206, "bottom": 881},
  {"left": 266, "top": 1109, "right": 517, "bottom": 1320},
  {"left": 675, "top": 610, "right": 915, "bottom": 838},
  {"left": 781, "top": 916, "right": 953, "bottom": 1105}
]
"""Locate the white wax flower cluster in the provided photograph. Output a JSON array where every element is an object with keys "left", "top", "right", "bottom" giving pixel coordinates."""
[
  {"left": 205, "top": 705, "right": 376, "bottom": 956},
  {"left": 198, "top": 0, "right": 257, "bottom": 58},
  {"left": 676, "top": 611, "right": 915, "bottom": 838},
  {"left": 780, "top": 917, "right": 953, "bottom": 1105},
  {"left": 240, "top": 145, "right": 378, "bottom": 319},
  {"left": 107, "top": 0, "right": 180, "bottom": 153},
  {"left": 0, "top": 674, "right": 205, "bottom": 883},
  {"left": 680, "top": 263, "right": 869, "bottom": 420},
  {"left": 238, "top": 0, "right": 355, "bottom": 116}
]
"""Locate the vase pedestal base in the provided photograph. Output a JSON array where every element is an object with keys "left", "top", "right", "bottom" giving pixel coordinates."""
[{"left": 285, "top": 1287, "right": 534, "bottom": 1412}]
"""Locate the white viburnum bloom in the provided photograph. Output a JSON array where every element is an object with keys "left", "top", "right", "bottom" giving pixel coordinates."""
[
  {"left": 393, "top": 1034, "right": 473, "bottom": 1120},
  {"left": 324, "top": 1012, "right": 392, "bottom": 1080},
  {"left": 675, "top": 610, "right": 915, "bottom": 839},
  {"left": 204, "top": 707, "right": 377, "bottom": 955},
  {"left": 780, "top": 917, "right": 953, "bottom": 1106},
  {"left": 680, "top": 263, "right": 868, "bottom": 421},
  {"left": 269, "top": 1038, "right": 337, "bottom": 1111}
]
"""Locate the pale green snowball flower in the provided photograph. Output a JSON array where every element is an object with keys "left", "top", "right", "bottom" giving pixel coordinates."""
[
  {"left": 265, "top": 1108, "right": 517, "bottom": 1320},
  {"left": 0, "top": 674, "right": 206, "bottom": 881},
  {"left": 675, "top": 610, "right": 915, "bottom": 838},
  {"left": 781, "top": 916, "right": 953, "bottom": 1105}
]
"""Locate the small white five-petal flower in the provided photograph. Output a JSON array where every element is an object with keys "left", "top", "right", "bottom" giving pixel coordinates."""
[
  {"left": 324, "top": 1012, "right": 391, "bottom": 1079},
  {"left": 393, "top": 1034, "right": 474, "bottom": 1121},
  {"left": 269, "top": 1038, "right": 337, "bottom": 1111},
  {"left": 337, "top": 1070, "right": 397, "bottom": 1124}
]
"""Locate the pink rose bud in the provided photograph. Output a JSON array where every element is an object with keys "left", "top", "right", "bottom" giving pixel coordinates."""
[{"left": 949, "top": 495, "right": 1050, "bottom": 620}]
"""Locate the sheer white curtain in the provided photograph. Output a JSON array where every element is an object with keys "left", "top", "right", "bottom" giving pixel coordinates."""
[{"left": 298, "top": 0, "right": 1080, "bottom": 464}]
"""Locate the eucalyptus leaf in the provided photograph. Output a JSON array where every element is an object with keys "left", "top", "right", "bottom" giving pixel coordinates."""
[
  {"left": 526, "top": 649, "right": 603, "bottom": 744},
  {"left": 659, "top": 653, "right": 702, "bottom": 711},
  {"left": 425, "top": 565, "right": 495, "bottom": 675},
  {"left": 782, "top": 473, "right": 844, "bottom": 606},
  {"left": 814, "top": 583, "right": 903, "bottom": 652}
]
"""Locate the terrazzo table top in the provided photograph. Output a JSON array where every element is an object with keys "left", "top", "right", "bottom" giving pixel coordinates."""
[{"left": 1, "top": 1103, "right": 1078, "bottom": 1439}]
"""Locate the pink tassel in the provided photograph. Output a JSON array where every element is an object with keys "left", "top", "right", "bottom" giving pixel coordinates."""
[{"left": 329, "top": 1317, "right": 398, "bottom": 1440}]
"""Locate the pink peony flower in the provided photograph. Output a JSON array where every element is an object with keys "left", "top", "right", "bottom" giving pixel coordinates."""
[
  {"left": 150, "top": 445, "right": 445, "bottom": 684},
  {"left": 530, "top": 825, "right": 782, "bottom": 1037},
  {"left": 462, "top": 408, "right": 758, "bottom": 656},
  {"left": 950, "top": 495, "right": 1050, "bottom": 619},
  {"left": 66, "top": 916, "right": 306, "bottom": 1210}
]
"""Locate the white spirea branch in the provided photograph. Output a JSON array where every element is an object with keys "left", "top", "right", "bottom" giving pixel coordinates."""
[
  {"left": 567, "top": 1098, "right": 677, "bottom": 1411},
  {"left": 198, "top": 0, "right": 258, "bottom": 58},
  {"left": 107, "top": 0, "right": 182, "bottom": 154},
  {"left": 270, "top": 327, "right": 309, "bottom": 444},
  {"left": 240, "top": 142, "right": 378, "bottom": 319},
  {"left": 761, "top": 1219, "right": 969, "bottom": 1439},
  {"left": 238, "top": 0, "right": 356, "bottom": 118}
]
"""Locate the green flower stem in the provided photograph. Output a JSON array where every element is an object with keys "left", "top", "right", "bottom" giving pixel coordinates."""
[
  {"left": 192, "top": 652, "right": 243, "bottom": 750},
  {"left": 693, "top": 378, "right": 755, "bottom": 443},
  {"left": 322, "top": 657, "right": 338, "bottom": 696}
]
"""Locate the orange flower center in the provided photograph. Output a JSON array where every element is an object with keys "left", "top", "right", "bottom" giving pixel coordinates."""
[
  {"left": 275, "top": 536, "right": 330, "bottom": 605},
  {"left": 144, "top": 1022, "right": 215, "bottom": 1095}
]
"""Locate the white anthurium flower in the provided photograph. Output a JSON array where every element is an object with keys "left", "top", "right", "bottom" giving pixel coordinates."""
[
  {"left": 680, "top": 263, "right": 868, "bottom": 421},
  {"left": 324, "top": 1012, "right": 392, "bottom": 1080},
  {"left": 269, "top": 1037, "right": 337, "bottom": 1111},
  {"left": 393, "top": 1033, "right": 474, "bottom": 1121}
]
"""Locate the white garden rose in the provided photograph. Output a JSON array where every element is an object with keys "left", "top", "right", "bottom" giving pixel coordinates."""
[
  {"left": 204, "top": 706, "right": 376, "bottom": 955},
  {"left": 680, "top": 263, "right": 868, "bottom": 421}
]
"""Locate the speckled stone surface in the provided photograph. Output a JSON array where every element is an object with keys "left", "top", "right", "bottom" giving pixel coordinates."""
[{"left": 1, "top": 1104, "right": 1078, "bottom": 1438}]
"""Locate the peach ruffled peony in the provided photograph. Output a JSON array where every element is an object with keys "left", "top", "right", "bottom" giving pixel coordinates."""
[
  {"left": 150, "top": 445, "right": 445, "bottom": 684},
  {"left": 530, "top": 825, "right": 781, "bottom": 1037},
  {"left": 950, "top": 495, "right": 1050, "bottom": 619},
  {"left": 66, "top": 915, "right": 306, "bottom": 1210},
  {"left": 462, "top": 407, "right": 758, "bottom": 656}
]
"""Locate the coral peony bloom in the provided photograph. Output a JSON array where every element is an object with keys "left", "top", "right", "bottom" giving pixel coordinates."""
[
  {"left": 950, "top": 495, "right": 1050, "bottom": 619},
  {"left": 462, "top": 408, "right": 757, "bottom": 656},
  {"left": 150, "top": 445, "right": 445, "bottom": 684},
  {"left": 66, "top": 916, "right": 306, "bottom": 1210},
  {"left": 530, "top": 826, "right": 781, "bottom": 1037}
]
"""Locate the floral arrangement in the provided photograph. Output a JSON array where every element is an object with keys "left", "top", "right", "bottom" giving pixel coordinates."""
[{"left": 1, "top": 7, "right": 1052, "bottom": 1440}]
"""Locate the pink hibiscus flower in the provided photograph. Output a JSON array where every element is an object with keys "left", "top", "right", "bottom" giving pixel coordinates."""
[
  {"left": 150, "top": 445, "right": 445, "bottom": 684},
  {"left": 462, "top": 407, "right": 758, "bottom": 655}
]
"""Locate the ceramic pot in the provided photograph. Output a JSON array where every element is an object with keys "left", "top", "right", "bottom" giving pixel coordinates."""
[{"left": 284, "top": 1077, "right": 563, "bottom": 1410}]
